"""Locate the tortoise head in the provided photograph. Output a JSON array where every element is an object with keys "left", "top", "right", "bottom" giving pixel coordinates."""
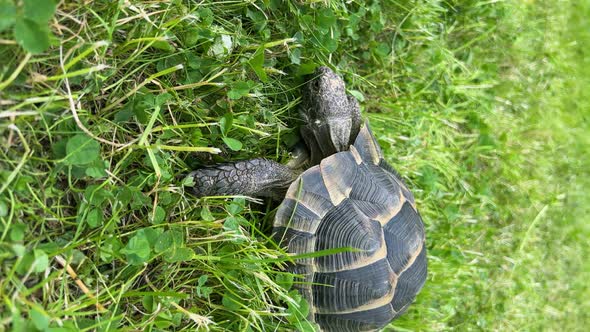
[{"left": 300, "top": 66, "right": 361, "bottom": 160}]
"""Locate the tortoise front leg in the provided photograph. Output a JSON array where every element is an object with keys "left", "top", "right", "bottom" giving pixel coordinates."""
[{"left": 189, "top": 158, "right": 299, "bottom": 199}]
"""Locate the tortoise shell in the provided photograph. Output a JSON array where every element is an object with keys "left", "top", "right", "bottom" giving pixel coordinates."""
[{"left": 273, "top": 123, "right": 427, "bottom": 331}]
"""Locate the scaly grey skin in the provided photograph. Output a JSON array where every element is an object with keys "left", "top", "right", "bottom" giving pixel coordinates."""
[
  {"left": 189, "top": 158, "right": 298, "bottom": 198},
  {"left": 300, "top": 66, "right": 362, "bottom": 165},
  {"left": 190, "top": 66, "right": 360, "bottom": 198}
]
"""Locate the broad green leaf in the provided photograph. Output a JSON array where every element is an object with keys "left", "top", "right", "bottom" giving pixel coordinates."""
[
  {"left": 349, "top": 90, "right": 365, "bottom": 102},
  {"left": 293, "top": 31, "right": 304, "bottom": 43},
  {"left": 10, "top": 224, "right": 26, "bottom": 242},
  {"left": 169, "top": 229, "right": 183, "bottom": 245},
  {"left": 151, "top": 40, "right": 175, "bottom": 52},
  {"left": 85, "top": 160, "right": 107, "bottom": 178},
  {"left": 155, "top": 92, "right": 172, "bottom": 107},
  {"left": 158, "top": 192, "right": 173, "bottom": 205},
  {"left": 10, "top": 305, "right": 25, "bottom": 331},
  {"left": 222, "top": 137, "right": 242, "bottom": 151},
  {"left": 86, "top": 208, "right": 103, "bottom": 228},
  {"left": 198, "top": 275, "right": 208, "bottom": 286},
  {"left": 12, "top": 175, "right": 33, "bottom": 193},
  {"left": 71, "top": 165, "right": 88, "bottom": 179},
  {"left": 46, "top": 325, "right": 77, "bottom": 332},
  {"left": 294, "top": 320, "right": 317, "bottom": 332},
  {"left": 197, "top": 8, "right": 213, "bottom": 26},
  {"left": 0, "top": 200, "right": 8, "bottom": 217},
  {"left": 23, "top": 0, "right": 57, "bottom": 24},
  {"left": 30, "top": 307, "right": 49, "bottom": 331},
  {"left": 153, "top": 316, "right": 172, "bottom": 330},
  {"left": 226, "top": 90, "right": 244, "bottom": 100},
  {"left": 319, "top": 34, "right": 338, "bottom": 53},
  {"left": 248, "top": 47, "right": 268, "bottom": 82},
  {"left": 12, "top": 244, "right": 26, "bottom": 257},
  {"left": 32, "top": 249, "right": 49, "bottom": 273},
  {"left": 370, "top": 13, "right": 385, "bottom": 33},
  {"left": 349, "top": 9, "right": 364, "bottom": 27},
  {"left": 51, "top": 139, "right": 67, "bottom": 159},
  {"left": 84, "top": 184, "right": 113, "bottom": 207},
  {"left": 200, "top": 206, "right": 215, "bottom": 221},
  {"left": 14, "top": 17, "right": 51, "bottom": 54},
  {"left": 114, "top": 104, "right": 134, "bottom": 123},
  {"left": 300, "top": 15, "right": 314, "bottom": 30},
  {"left": 152, "top": 205, "right": 165, "bottom": 224},
  {"left": 134, "top": 94, "right": 156, "bottom": 124},
  {"left": 219, "top": 113, "right": 233, "bottom": 136},
  {"left": 182, "top": 174, "right": 195, "bottom": 187},
  {"left": 182, "top": 27, "right": 200, "bottom": 47},
  {"left": 289, "top": 48, "right": 301, "bottom": 65},
  {"left": 155, "top": 229, "right": 190, "bottom": 262},
  {"left": 164, "top": 247, "right": 193, "bottom": 262},
  {"left": 193, "top": 28, "right": 215, "bottom": 43},
  {"left": 122, "top": 232, "right": 151, "bottom": 265},
  {"left": 85, "top": 165, "right": 107, "bottom": 178},
  {"left": 297, "top": 62, "right": 319, "bottom": 76},
  {"left": 130, "top": 189, "right": 150, "bottom": 210},
  {"left": 227, "top": 198, "right": 244, "bottom": 215},
  {"left": 142, "top": 295, "right": 154, "bottom": 313},
  {"left": 100, "top": 237, "right": 122, "bottom": 263},
  {"left": 227, "top": 81, "right": 252, "bottom": 100},
  {"left": 186, "top": 53, "right": 202, "bottom": 69},
  {"left": 16, "top": 252, "right": 34, "bottom": 275},
  {"left": 189, "top": 127, "right": 204, "bottom": 145},
  {"left": 197, "top": 275, "right": 213, "bottom": 298},
  {"left": 154, "top": 231, "right": 173, "bottom": 253},
  {"left": 286, "top": 290, "right": 310, "bottom": 319},
  {"left": 276, "top": 273, "right": 294, "bottom": 290},
  {"left": 317, "top": 8, "right": 337, "bottom": 31},
  {"left": 155, "top": 229, "right": 183, "bottom": 253},
  {"left": 140, "top": 228, "right": 162, "bottom": 247},
  {"left": 65, "top": 134, "right": 101, "bottom": 166},
  {"left": 115, "top": 186, "right": 133, "bottom": 206},
  {"left": 0, "top": 0, "right": 16, "bottom": 32},
  {"left": 246, "top": 9, "right": 267, "bottom": 32},
  {"left": 373, "top": 42, "right": 391, "bottom": 58},
  {"left": 222, "top": 292, "right": 241, "bottom": 310},
  {"left": 223, "top": 216, "right": 240, "bottom": 232}
]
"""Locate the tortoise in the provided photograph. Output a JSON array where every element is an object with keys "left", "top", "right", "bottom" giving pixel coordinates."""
[{"left": 189, "top": 67, "right": 427, "bottom": 331}]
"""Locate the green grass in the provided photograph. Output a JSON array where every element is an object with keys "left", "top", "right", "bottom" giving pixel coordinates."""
[{"left": 0, "top": 0, "right": 588, "bottom": 331}]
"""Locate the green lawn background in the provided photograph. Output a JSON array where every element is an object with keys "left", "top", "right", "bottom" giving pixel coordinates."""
[{"left": 0, "top": 0, "right": 588, "bottom": 331}]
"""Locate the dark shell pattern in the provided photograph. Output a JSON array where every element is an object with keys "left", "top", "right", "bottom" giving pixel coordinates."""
[{"left": 273, "top": 123, "right": 427, "bottom": 332}]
